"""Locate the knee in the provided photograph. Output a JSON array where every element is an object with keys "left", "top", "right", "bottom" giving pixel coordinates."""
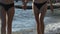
[
  {"left": 40, "top": 16, "right": 44, "bottom": 20},
  {"left": 40, "top": 17, "right": 44, "bottom": 23}
]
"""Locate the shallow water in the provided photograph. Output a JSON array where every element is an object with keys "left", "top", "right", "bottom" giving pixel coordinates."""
[
  {"left": 0, "top": 1, "right": 60, "bottom": 34},
  {"left": 12, "top": 6, "right": 60, "bottom": 34},
  {"left": 12, "top": 8, "right": 36, "bottom": 32},
  {"left": 11, "top": 1, "right": 60, "bottom": 34}
]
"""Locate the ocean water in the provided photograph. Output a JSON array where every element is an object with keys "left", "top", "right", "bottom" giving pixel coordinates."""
[
  {"left": 0, "top": 1, "right": 60, "bottom": 34},
  {"left": 12, "top": 1, "right": 36, "bottom": 32},
  {"left": 12, "top": 8, "right": 36, "bottom": 32},
  {"left": 12, "top": 7, "right": 60, "bottom": 34},
  {"left": 12, "top": 1, "right": 60, "bottom": 34}
]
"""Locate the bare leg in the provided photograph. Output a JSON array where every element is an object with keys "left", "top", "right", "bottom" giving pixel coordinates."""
[
  {"left": 33, "top": 2, "right": 47, "bottom": 34},
  {"left": 39, "top": 3, "right": 47, "bottom": 34},
  {"left": 32, "top": 4, "right": 42, "bottom": 34},
  {"left": 1, "top": 7, "right": 6, "bottom": 34},
  {"left": 50, "top": 1, "right": 54, "bottom": 13},
  {"left": 7, "top": 7, "right": 15, "bottom": 34}
]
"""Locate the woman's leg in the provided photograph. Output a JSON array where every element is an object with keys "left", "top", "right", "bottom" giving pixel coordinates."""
[
  {"left": 39, "top": 3, "right": 47, "bottom": 34},
  {"left": 32, "top": 4, "right": 42, "bottom": 34},
  {"left": 1, "top": 7, "right": 6, "bottom": 34},
  {"left": 7, "top": 7, "right": 15, "bottom": 34}
]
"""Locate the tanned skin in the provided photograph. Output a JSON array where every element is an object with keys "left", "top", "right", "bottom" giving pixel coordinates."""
[
  {"left": 22, "top": 0, "right": 53, "bottom": 34},
  {"left": 0, "top": 0, "right": 14, "bottom": 34}
]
